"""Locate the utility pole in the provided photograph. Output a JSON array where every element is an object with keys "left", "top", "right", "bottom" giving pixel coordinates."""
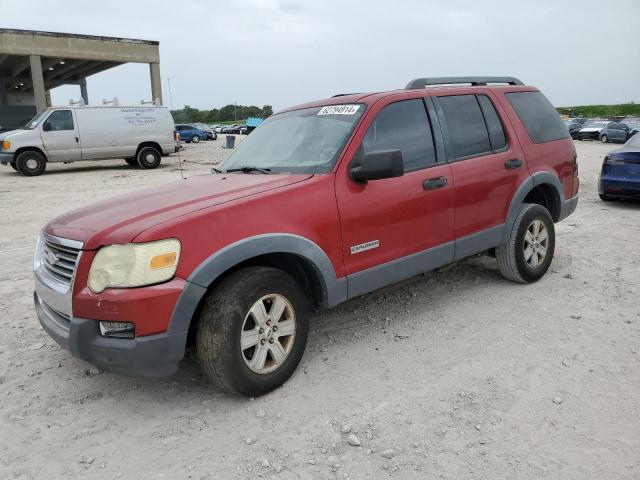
[{"left": 234, "top": 102, "right": 237, "bottom": 121}]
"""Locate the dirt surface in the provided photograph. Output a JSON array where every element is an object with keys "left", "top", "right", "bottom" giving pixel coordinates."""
[{"left": 0, "top": 140, "right": 638, "bottom": 479}]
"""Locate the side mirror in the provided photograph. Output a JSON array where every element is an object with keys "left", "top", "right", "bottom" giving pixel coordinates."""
[
  {"left": 42, "top": 122, "right": 52, "bottom": 132},
  {"left": 349, "top": 149, "right": 404, "bottom": 183}
]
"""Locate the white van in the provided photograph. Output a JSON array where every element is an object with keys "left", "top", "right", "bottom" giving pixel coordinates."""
[{"left": 0, "top": 105, "right": 178, "bottom": 176}]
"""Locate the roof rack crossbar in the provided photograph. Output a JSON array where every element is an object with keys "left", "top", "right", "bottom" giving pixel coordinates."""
[
  {"left": 331, "top": 93, "right": 361, "bottom": 97},
  {"left": 405, "top": 76, "right": 523, "bottom": 90}
]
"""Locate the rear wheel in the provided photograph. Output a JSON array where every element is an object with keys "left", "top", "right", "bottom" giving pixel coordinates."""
[
  {"left": 191, "top": 135, "right": 200, "bottom": 144},
  {"left": 196, "top": 267, "right": 310, "bottom": 396},
  {"left": 136, "top": 146, "right": 161, "bottom": 169},
  {"left": 15, "top": 150, "right": 46, "bottom": 176},
  {"left": 496, "top": 204, "right": 555, "bottom": 283},
  {"left": 125, "top": 158, "right": 137, "bottom": 166},
  {"left": 599, "top": 193, "right": 614, "bottom": 201}
]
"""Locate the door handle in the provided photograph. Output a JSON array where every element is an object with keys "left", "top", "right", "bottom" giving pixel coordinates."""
[
  {"left": 504, "top": 158, "right": 522, "bottom": 169},
  {"left": 75, "top": 136, "right": 79, "bottom": 143},
  {"left": 423, "top": 176, "right": 447, "bottom": 191}
]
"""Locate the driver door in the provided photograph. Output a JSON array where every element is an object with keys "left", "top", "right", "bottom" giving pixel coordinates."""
[
  {"left": 335, "top": 97, "right": 455, "bottom": 298},
  {"left": 40, "top": 110, "right": 82, "bottom": 162}
]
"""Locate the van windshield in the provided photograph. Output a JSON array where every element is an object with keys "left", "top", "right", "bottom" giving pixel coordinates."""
[
  {"left": 219, "top": 104, "right": 365, "bottom": 174},
  {"left": 24, "top": 110, "right": 49, "bottom": 130}
]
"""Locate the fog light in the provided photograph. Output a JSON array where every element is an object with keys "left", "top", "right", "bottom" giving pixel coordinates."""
[{"left": 99, "top": 321, "right": 135, "bottom": 338}]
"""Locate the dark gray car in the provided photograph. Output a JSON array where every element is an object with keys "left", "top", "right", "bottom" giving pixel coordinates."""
[{"left": 599, "top": 122, "right": 630, "bottom": 143}]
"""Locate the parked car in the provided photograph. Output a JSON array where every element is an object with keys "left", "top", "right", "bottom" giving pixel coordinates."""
[
  {"left": 564, "top": 119, "right": 583, "bottom": 139},
  {"left": 599, "top": 122, "right": 630, "bottom": 143},
  {"left": 175, "top": 124, "right": 207, "bottom": 143},
  {"left": 33, "top": 76, "right": 578, "bottom": 396},
  {"left": 576, "top": 119, "right": 612, "bottom": 140},
  {"left": 192, "top": 123, "right": 217, "bottom": 140},
  {"left": 598, "top": 132, "right": 640, "bottom": 200},
  {"left": 213, "top": 125, "right": 225, "bottom": 134},
  {"left": 569, "top": 117, "right": 587, "bottom": 125},
  {"left": 0, "top": 105, "right": 178, "bottom": 175},
  {"left": 227, "top": 124, "right": 247, "bottom": 134}
]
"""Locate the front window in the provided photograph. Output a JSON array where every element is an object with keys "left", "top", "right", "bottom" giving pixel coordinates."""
[
  {"left": 23, "top": 110, "right": 49, "bottom": 130},
  {"left": 219, "top": 104, "right": 365, "bottom": 174},
  {"left": 583, "top": 120, "right": 609, "bottom": 128}
]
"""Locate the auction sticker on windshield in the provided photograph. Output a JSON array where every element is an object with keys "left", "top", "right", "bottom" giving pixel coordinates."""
[{"left": 317, "top": 105, "right": 360, "bottom": 115}]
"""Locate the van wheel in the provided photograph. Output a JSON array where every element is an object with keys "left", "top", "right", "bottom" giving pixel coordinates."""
[
  {"left": 15, "top": 150, "right": 46, "bottom": 176},
  {"left": 191, "top": 135, "right": 200, "bottom": 144},
  {"left": 136, "top": 147, "right": 161, "bottom": 169},
  {"left": 601, "top": 135, "right": 608, "bottom": 143},
  {"left": 196, "top": 267, "right": 310, "bottom": 396},
  {"left": 9, "top": 160, "right": 18, "bottom": 171},
  {"left": 125, "top": 158, "right": 138, "bottom": 166},
  {"left": 496, "top": 204, "right": 555, "bottom": 283}
]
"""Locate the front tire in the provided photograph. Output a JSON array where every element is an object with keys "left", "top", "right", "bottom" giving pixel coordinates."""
[
  {"left": 9, "top": 159, "right": 18, "bottom": 171},
  {"left": 136, "top": 146, "right": 161, "bottom": 169},
  {"left": 191, "top": 135, "right": 200, "bottom": 144},
  {"left": 15, "top": 150, "right": 46, "bottom": 176},
  {"left": 601, "top": 135, "right": 608, "bottom": 143},
  {"left": 196, "top": 267, "right": 310, "bottom": 396},
  {"left": 496, "top": 204, "right": 555, "bottom": 283}
]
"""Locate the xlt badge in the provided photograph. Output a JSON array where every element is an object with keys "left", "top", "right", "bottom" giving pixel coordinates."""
[{"left": 350, "top": 240, "right": 379, "bottom": 255}]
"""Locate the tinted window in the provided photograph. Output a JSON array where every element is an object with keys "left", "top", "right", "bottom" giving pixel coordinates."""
[
  {"left": 45, "top": 110, "right": 74, "bottom": 131},
  {"left": 361, "top": 99, "right": 436, "bottom": 171},
  {"left": 477, "top": 95, "right": 507, "bottom": 151},
  {"left": 438, "top": 95, "right": 491, "bottom": 159},
  {"left": 506, "top": 91, "right": 569, "bottom": 143}
]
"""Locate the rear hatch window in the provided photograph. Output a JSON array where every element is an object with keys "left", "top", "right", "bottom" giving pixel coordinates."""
[{"left": 506, "top": 91, "right": 569, "bottom": 144}]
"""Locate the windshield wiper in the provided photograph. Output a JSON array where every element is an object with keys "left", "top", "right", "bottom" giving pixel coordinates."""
[{"left": 225, "top": 166, "right": 271, "bottom": 174}]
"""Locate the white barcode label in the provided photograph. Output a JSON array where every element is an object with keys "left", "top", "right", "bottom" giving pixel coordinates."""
[{"left": 317, "top": 105, "right": 360, "bottom": 115}]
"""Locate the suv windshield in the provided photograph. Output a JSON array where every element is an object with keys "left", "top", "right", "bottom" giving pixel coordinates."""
[
  {"left": 219, "top": 104, "right": 365, "bottom": 174},
  {"left": 23, "top": 110, "right": 49, "bottom": 130}
]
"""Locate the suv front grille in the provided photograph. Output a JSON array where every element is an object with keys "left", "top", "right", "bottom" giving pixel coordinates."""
[{"left": 35, "top": 234, "right": 83, "bottom": 293}]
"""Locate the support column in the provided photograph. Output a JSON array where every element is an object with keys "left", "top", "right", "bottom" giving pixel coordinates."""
[
  {"left": 149, "top": 62, "right": 163, "bottom": 105},
  {"left": 29, "top": 55, "right": 47, "bottom": 112},
  {"left": 45, "top": 90, "right": 52, "bottom": 107},
  {"left": 79, "top": 79, "right": 88, "bottom": 105},
  {"left": 0, "top": 79, "right": 7, "bottom": 106}
]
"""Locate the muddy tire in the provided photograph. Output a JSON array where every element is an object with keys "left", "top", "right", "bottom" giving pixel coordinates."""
[
  {"left": 196, "top": 267, "right": 310, "bottom": 396},
  {"left": 15, "top": 150, "right": 46, "bottom": 176},
  {"left": 136, "top": 146, "right": 161, "bottom": 169},
  {"left": 496, "top": 204, "right": 555, "bottom": 283}
]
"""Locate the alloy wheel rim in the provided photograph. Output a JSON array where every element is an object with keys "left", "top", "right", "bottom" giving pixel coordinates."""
[
  {"left": 240, "top": 294, "right": 296, "bottom": 374},
  {"left": 524, "top": 219, "right": 548, "bottom": 268}
]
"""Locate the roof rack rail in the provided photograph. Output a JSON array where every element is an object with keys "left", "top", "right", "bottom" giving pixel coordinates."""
[
  {"left": 332, "top": 93, "right": 360, "bottom": 97},
  {"left": 405, "top": 76, "right": 523, "bottom": 90}
]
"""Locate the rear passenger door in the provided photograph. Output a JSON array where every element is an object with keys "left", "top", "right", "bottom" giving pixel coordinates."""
[{"left": 433, "top": 93, "right": 527, "bottom": 255}]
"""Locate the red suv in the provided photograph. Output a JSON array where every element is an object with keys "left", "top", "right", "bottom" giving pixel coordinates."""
[{"left": 34, "top": 77, "right": 579, "bottom": 396}]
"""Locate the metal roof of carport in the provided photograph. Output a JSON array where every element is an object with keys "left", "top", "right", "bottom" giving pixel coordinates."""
[{"left": 0, "top": 28, "right": 160, "bottom": 92}]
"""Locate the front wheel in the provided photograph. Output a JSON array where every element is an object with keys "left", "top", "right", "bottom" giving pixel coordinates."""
[
  {"left": 196, "top": 267, "right": 310, "bottom": 396},
  {"left": 601, "top": 135, "right": 608, "bottom": 143},
  {"left": 496, "top": 204, "right": 555, "bottom": 283},
  {"left": 191, "top": 135, "right": 200, "bottom": 144},
  {"left": 9, "top": 159, "right": 18, "bottom": 171},
  {"left": 15, "top": 150, "right": 46, "bottom": 176}
]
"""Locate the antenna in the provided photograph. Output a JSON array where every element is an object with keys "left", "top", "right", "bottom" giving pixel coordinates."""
[{"left": 168, "top": 78, "right": 185, "bottom": 181}]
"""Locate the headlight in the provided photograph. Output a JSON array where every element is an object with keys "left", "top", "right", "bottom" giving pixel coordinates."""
[
  {"left": 88, "top": 239, "right": 181, "bottom": 293},
  {"left": 2, "top": 140, "right": 10, "bottom": 151}
]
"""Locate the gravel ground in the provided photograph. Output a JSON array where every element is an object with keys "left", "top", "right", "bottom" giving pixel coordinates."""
[{"left": 0, "top": 140, "right": 638, "bottom": 479}]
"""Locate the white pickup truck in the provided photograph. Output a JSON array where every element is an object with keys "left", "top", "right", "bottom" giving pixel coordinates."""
[{"left": 0, "top": 105, "right": 178, "bottom": 176}]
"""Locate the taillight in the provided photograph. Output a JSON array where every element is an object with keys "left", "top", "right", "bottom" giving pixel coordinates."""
[{"left": 174, "top": 131, "right": 180, "bottom": 141}]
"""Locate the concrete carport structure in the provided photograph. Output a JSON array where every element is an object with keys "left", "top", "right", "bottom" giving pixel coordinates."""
[{"left": 0, "top": 29, "right": 162, "bottom": 130}]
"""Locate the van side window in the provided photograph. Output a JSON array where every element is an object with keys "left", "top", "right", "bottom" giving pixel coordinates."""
[
  {"left": 477, "top": 95, "right": 507, "bottom": 151},
  {"left": 44, "top": 111, "right": 74, "bottom": 131},
  {"left": 438, "top": 95, "right": 491, "bottom": 159},
  {"left": 361, "top": 99, "right": 436, "bottom": 172}
]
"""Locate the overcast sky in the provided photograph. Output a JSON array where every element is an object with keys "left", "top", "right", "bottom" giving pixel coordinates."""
[{"left": 3, "top": 0, "right": 639, "bottom": 111}]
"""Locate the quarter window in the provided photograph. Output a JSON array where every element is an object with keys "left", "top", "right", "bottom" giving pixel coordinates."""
[
  {"left": 477, "top": 95, "right": 507, "bottom": 151},
  {"left": 438, "top": 95, "right": 492, "bottom": 159},
  {"left": 44, "top": 110, "right": 74, "bottom": 131},
  {"left": 361, "top": 99, "right": 436, "bottom": 172},
  {"left": 506, "top": 91, "right": 569, "bottom": 143}
]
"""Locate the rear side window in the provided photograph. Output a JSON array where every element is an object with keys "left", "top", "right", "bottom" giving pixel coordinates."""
[
  {"left": 506, "top": 91, "right": 569, "bottom": 143},
  {"left": 361, "top": 99, "right": 436, "bottom": 172},
  {"left": 438, "top": 95, "right": 491, "bottom": 159},
  {"left": 44, "top": 110, "right": 74, "bottom": 131},
  {"left": 477, "top": 95, "right": 507, "bottom": 151}
]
